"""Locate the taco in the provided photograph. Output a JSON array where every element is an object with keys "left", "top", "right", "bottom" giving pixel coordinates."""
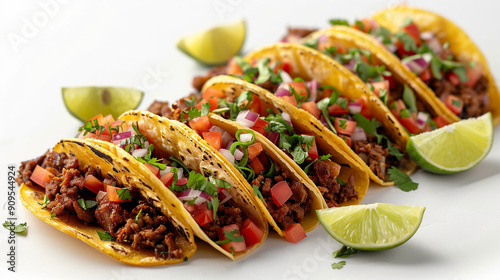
[
  {"left": 78, "top": 111, "right": 268, "bottom": 259},
  {"left": 16, "top": 138, "right": 196, "bottom": 266},
  {"left": 148, "top": 75, "right": 369, "bottom": 212},
  {"left": 301, "top": 26, "right": 459, "bottom": 134},
  {"left": 216, "top": 43, "right": 417, "bottom": 186},
  {"left": 347, "top": 6, "right": 500, "bottom": 125}
]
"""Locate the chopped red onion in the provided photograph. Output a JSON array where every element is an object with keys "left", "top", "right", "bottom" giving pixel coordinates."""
[
  {"left": 219, "top": 189, "right": 232, "bottom": 205},
  {"left": 416, "top": 112, "right": 429, "bottom": 129},
  {"left": 236, "top": 110, "right": 259, "bottom": 127},
  {"left": 318, "top": 34, "right": 328, "bottom": 44},
  {"left": 233, "top": 149, "right": 244, "bottom": 161},
  {"left": 239, "top": 133, "right": 253, "bottom": 143},
  {"left": 267, "top": 132, "right": 279, "bottom": 145},
  {"left": 275, "top": 87, "right": 290, "bottom": 97},
  {"left": 386, "top": 44, "right": 397, "bottom": 53},
  {"left": 221, "top": 131, "right": 234, "bottom": 147},
  {"left": 219, "top": 148, "right": 235, "bottom": 164},
  {"left": 320, "top": 114, "right": 328, "bottom": 127},
  {"left": 343, "top": 59, "right": 357, "bottom": 73},
  {"left": 112, "top": 131, "right": 132, "bottom": 145},
  {"left": 306, "top": 80, "right": 318, "bottom": 101},
  {"left": 351, "top": 127, "right": 367, "bottom": 141},
  {"left": 177, "top": 189, "right": 210, "bottom": 205},
  {"left": 282, "top": 112, "right": 292, "bottom": 125},
  {"left": 348, "top": 102, "right": 363, "bottom": 114},
  {"left": 403, "top": 55, "right": 430, "bottom": 75},
  {"left": 426, "top": 37, "right": 442, "bottom": 55}
]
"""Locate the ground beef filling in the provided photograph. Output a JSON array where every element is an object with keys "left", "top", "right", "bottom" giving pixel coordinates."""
[
  {"left": 281, "top": 27, "right": 318, "bottom": 43},
  {"left": 16, "top": 151, "right": 183, "bottom": 260},
  {"left": 201, "top": 204, "right": 246, "bottom": 241},
  {"left": 307, "top": 159, "right": 357, "bottom": 207},
  {"left": 251, "top": 167, "right": 311, "bottom": 231}
]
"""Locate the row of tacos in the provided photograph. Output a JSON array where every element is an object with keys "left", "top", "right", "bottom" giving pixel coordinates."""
[{"left": 16, "top": 6, "right": 498, "bottom": 265}]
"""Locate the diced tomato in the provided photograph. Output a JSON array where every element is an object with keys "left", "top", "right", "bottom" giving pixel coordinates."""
[
  {"left": 464, "top": 66, "right": 482, "bottom": 88},
  {"left": 249, "top": 156, "right": 264, "bottom": 175},
  {"left": 419, "top": 68, "right": 432, "bottom": 82},
  {"left": 100, "top": 114, "right": 115, "bottom": 126},
  {"left": 246, "top": 96, "right": 262, "bottom": 115},
  {"left": 395, "top": 40, "right": 416, "bottom": 57},
  {"left": 280, "top": 95, "right": 298, "bottom": 107},
  {"left": 433, "top": 115, "right": 450, "bottom": 128},
  {"left": 319, "top": 86, "right": 333, "bottom": 100},
  {"left": 102, "top": 120, "right": 127, "bottom": 135},
  {"left": 382, "top": 74, "right": 396, "bottom": 89},
  {"left": 352, "top": 18, "right": 376, "bottom": 33},
  {"left": 78, "top": 130, "right": 95, "bottom": 139},
  {"left": 307, "top": 139, "right": 319, "bottom": 160},
  {"left": 192, "top": 202, "right": 214, "bottom": 227},
  {"left": 341, "top": 135, "right": 352, "bottom": 147},
  {"left": 402, "top": 22, "right": 421, "bottom": 46},
  {"left": 176, "top": 177, "right": 188, "bottom": 185},
  {"left": 217, "top": 224, "right": 247, "bottom": 253},
  {"left": 270, "top": 181, "right": 293, "bottom": 207},
  {"left": 328, "top": 103, "right": 349, "bottom": 116},
  {"left": 445, "top": 95, "right": 463, "bottom": 115},
  {"left": 160, "top": 172, "right": 175, "bottom": 187},
  {"left": 284, "top": 223, "right": 307, "bottom": 243},
  {"left": 370, "top": 80, "right": 390, "bottom": 97},
  {"left": 30, "top": 165, "right": 54, "bottom": 188},
  {"left": 247, "top": 142, "right": 263, "bottom": 160},
  {"left": 202, "top": 131, "right": 222, "bottom": 150},
  {"left": 447, "top": 72, "right": 461, "bottom": 86},
  {"left": 188, "top": 116, "right": 213, "bottom": 133},
  {"left": 399, "top": 117, "right": 420, "bottom": 134},
  {"left": 300, "top": 101, "right": 321, "bottom": 119},
  {"left": 227, "top": 58, "right": 243, "bottom": 75},
  {"left": 257, "top": 152, "right": 270, "bottom": 170},
  {"left": 106, "top": 185, "right": 132, "bottom": 203},
  {"left": 334, "top": 118, "right": 357, "bottom": 136},
  {"left": 96, "top": 133, "right": 112, "bottom": 142},
  {"left": 84, "top": 175, "right": 104, "bottom": 193},
  {"left": 352, "top": 98, "right": 371, "bottom": 119},
  {"left": 203, "top": 87, "right": 225, "bottom": 101},
  {"left": 286, "top": 82, "right": 309, "bottom": 98},
  {"left": 88, "top": 114, "right": 103, "bottom": 125},
  {"left": 390, "top": 99, "right": 407, "bottom": 118},
  {"left": 250, "top": 118, "right": 269, "bottom": 137},
  {"left": 144, "top": 162, "right": 160, "bottom": 178},
  {"left": 196, "top": 98, "right": 218, "bottom": 113},
  {"left": 241, "top": 218, "right": 264, "bottom": 247},
  {"left": 282, "top": 62, "right": 291, "bottom": 75}
]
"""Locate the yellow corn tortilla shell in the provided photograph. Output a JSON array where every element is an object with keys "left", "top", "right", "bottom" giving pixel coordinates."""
[
  {"left": 372, "top": 6, "right": 500, "bottom": 126},
  {"left": 206, "top": 113, "right": 324, "bottom": 235},
  {"left": 19, "top": 138, "right": 196, "bottom": 266},
  {"left": 115, "top": 110, "right": 268, "bottom": 260},
  {"left": 242, "top": 43, "right": 417, "bottom": 186},
  {"left": 303, "top": 26, "right": 460, "bottom": 126},
  {"left": 202, "top": 75, "right": 369, "bottom": 202}
]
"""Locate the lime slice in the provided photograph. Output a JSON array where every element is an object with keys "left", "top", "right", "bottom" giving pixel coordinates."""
[
  {"left": 407, "top": 112, "right": 493, "bottom": 174},
  {"left": 317, "top": 203, "right": 425, "bottom": 251},
  {"left": 177, "top": 20, "right": 246, "bottom": 66},
  {"left": 62, "top": 87, "right": 143, "bottom": 122}
]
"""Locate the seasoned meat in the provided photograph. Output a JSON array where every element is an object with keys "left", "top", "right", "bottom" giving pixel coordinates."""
[
  {"left": 94, "top": 191, "right": 127, "bottom": 234},
  {"left": 192, "top": 65, "right": 227, "bottom": 92},
  {"left": 353, "top": 140, "right": 388, "bottom": 180},
  {"left": 281, "top": 27, "right": 318, "bottom": 43},
  {"left": 201, "top": 204, "right": 245, "bottom": 241}
]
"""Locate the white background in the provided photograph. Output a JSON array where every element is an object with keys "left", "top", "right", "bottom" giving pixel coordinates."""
[{"left": 1, "top": 1, "right": 500, "bottom": 279}]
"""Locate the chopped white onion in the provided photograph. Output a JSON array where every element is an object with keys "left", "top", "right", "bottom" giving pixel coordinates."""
[
  {"left": 219, "top": 148, "right": 235, "bottom": 164},
  {"left": 221, "top": 131, "right": 235, "bottom": 147},
  {"left": 348, "top": 102, "right": 363, "bottom": 114},
  {"left": 234, "top": 149, "right": 244, "bottom": 161},
  {"left": 131, "top": 148, "right": 148, "bottom": 158},
  {"left": 177, "top": 189, "right": 210, "bottom": 205},
  {"left": 420, "top": 31, "right": 434, "bottom": 41},
  {"left": 416, "top": 112, "right": 430, "bottom": 129},
  {"left": 159, "top": 166, "right": 184, "bottom": 179},
  {"left": 282, "top": 112, "right": 292, "bottom": 125},
  {"left": 209, "top": 125, "right": 224, "bottom": 133},
  {"left": 239, "top": 133, "right": 253, "bottom": 143},
  {"left": 279, "top": 71, "right": 293, "bottom": 83}
]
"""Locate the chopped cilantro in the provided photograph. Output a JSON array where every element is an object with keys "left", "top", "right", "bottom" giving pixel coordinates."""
[
  {"left": 135, "top": 144, "right": 166, "bottom": 170},
  {"left": 337, "top": 178, "right": 346, "bottom": 186},
  {"left": 331, "top": 261, "right": 346, "bottom": 269},
  {"left": 3, "top": 221, "right": 27, "bottom": 234},
  {"left": 402, "top": 84, "right": 417, "bottom": 113},
  {"left": 452, "top": 66, "right": 469, "bottom": 83},
  {"left": 388, "top": 167, "right": 418, "bottom": 191},
  {"left": 352, "top": 113, "right": 384, "bottom": 144},
  {"left": 329, "top": 18, "right": 350, "bottom": 26},
  {"left": 77, "top": 198, "right": 98, "bottom": 211},
  {"left": 333, "top": 245, "right": 358, "bottom": 258},
  {"left": 215, "top": 229, "right": 244, "bottom": 245},
  {"left": 252, "top": 184, "right": 265, "bottom": 204},
  {"left": 116, "top": 188, "right": 132, "bottom": 201},
  {"left": 96, "top": 230, "right": 115, "bottom": 241}
]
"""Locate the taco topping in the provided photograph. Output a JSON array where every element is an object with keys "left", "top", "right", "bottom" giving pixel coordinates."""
[{"left": 16, "top": 150, "right": 184, "bottom": 260}]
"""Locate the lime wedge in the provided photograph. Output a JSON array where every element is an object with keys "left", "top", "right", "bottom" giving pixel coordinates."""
[
  {"left": 407, "top": 112, "right": 493, "bottom": 174},
  {"left": 177, "top": 20, "right": 246, "bottom": 66},
  {"left": 317, "top": 203, "right": 425, "bottom": 251},
  {"left": 62, "top": 87, "right": 143, "bottom": 122}
]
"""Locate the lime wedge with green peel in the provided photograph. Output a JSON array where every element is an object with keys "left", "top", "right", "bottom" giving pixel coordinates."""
[
  {"left": 62, "top": 87, "right": 143, "bottom": 122},
  {"left": 407, "top": 112, "right": 493, "bottom": 174},
  {"left": 317, "top": 203, "right": 425, "bottom": 251},
  {"left": 177, "top": 20, "right": 246, "bottom": 66}
]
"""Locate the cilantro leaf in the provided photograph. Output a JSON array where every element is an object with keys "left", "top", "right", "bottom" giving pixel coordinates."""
[
  {"left": 394, "top": 32, "right": 417, "bottom": 52},
  {"left": 116, "top": 188, "right": 132, "bottom": 201},
  {"left": 209, "top": 197, "right": 219, "bottom": 220},
  {"left": 388, "top": 167, "right": 418, "bottom": 191},
  {"left": 352, "top": 113, "right": 384, "bottom": 144},
  {"left": 215, "top": 229, "right": 244, "bottom": 245},
  {"left": 252, "top": 184, "right": 265, "bottom": 204},
  {"left": 37, "top": 195, "right": 50, "bottom": 209},
  {"left": 329, "top": 18, "right": 350, "bottom": 26},
  {"left": 331, "top": 261, "right": 346, "bottom": 269},
  {"left": 77, "top": 198, "right": 98, "bottom": 211},
  {"left": 386, "top": 140, "right": 404, "bottom": 161},
  {"left": 3, "top": 221, "right": 28, "bottom": 234},
  {"left": 333, "top": 245, "right": 358, "bottom": 258},
  {"left": 453, "top": 66, "right": 469, "bottom": 83},
  {"left": 254, "top": 58, "right": 272, "bottom": 84},
  {"left": 96, "top": 230, "right": 115, "bottom": 241},
  {"left": 402, "top": 84, "right": 417, "bottom": 113}
]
